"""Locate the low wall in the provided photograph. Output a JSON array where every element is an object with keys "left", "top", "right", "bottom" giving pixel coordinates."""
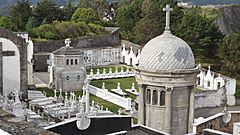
[
  {"left": 193, "top": 111, "right": 240, "bottom": 134},
  {"left": 195, "top": 87, "right": 226, "bottom": 109},
  {"left": 89, "top": 85, "right": 132, "bottom": 110}
]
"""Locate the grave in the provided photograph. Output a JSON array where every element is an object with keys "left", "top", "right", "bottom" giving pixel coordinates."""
[{"left": 111, "top": 83, "right": 127, "bottom": 96}]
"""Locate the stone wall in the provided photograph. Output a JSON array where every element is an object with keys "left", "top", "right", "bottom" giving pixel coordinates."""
[
  {"left": 33, "top": 27, "right": 120, "bottom": 53},
  {"left": 0, "top": 109, "right": 58, "bottom": 135},
  {"left": 33, "top": 27, "right": 120, "bottom": 72},
  {"left": 0, "top": 28, "right": 28, "bottom": 99},
  {"left": 193, "top": 111, "right": 240, "bottom": 134},
  {"left": 195, "top": 87, "right": 226, "bottom": 109}
]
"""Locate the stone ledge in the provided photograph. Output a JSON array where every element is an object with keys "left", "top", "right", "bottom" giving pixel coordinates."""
[{"left": 0, "top": 109, "right": 58, "bottom": 135}]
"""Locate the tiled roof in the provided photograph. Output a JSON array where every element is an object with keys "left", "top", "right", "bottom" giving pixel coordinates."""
[{"left": 138, "top": 31, "right": 195, "bottom": 70}]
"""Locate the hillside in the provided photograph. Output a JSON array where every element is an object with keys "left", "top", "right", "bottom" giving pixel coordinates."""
[
  {"left": 0, "top": 0, "right": 78, "bottom": 16},
  {"left": 185, "top": 0, "right": 240, "bottom": 5}
]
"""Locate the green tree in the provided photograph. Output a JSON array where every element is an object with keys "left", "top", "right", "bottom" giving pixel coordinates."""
[
  {"left": 0, "top": 16, "right": 12, "bottom": 29},
  {"left": 132, "top": 0, "right": 182, "bottom": 44},
  {"left": 26, "top": 17, "right": 37, "bottom": 30},
  {"left": 71, "top": 8, "right": 99, "bottom": 23},
  {"left": 79, "top": 0, "right": 109, "bottom": 21},
  {"left": 116, "top": 0, "right": 144, "bottom": 41},
  {"left": 174, "top": 7, "right": 223, "bottom": 57},
  {"left": 64, "top": 0, "right": 75, "bottom": 21},
  {"left": 33, "top": 0, "right": 64, "bottom": 26},
  {"left": 10, "top": 0, "right": 32, "bottom": 31},
  {"left": 217, "top": 32, "right": 240, "bottom": 76}
]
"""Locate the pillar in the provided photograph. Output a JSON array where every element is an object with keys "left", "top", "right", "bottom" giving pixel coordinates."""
[
  {"left": 138, "top": 84, "right": 145, "bottom": 125},
  {"left": 165, "top": 86, "right": 173, "bottom": 133},
  {"left": 188, "top": 86, "right": 195, "bottom": 133},
  {"left": 0, "top": 42, "right": 2, "bottom": 95}
]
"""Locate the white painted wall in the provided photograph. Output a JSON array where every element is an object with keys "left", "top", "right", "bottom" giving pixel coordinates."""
[{"left": 1, "top": 38, "right": 20, "bottom": 95}]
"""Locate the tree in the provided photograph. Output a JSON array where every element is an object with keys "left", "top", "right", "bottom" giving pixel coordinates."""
[
  {"left": 217, "top": 32, "right": 240, "bottom": 76},
  {"left": 0, "top": 16, "right": 12, "bottom": 29},
  {"left": 132, "top": 0, "right": 183, "bottom": 44},
  {"left": 79, "top": 0, "right": 109, "bottom": 21},
  {"left": 10, "top": 0, "right": 32, "bottom": 31},
  {"left": 174, "top": 7, "right": 223, "bottom": 57},
  {"left": 71, "top": 8, "right": 99, "bottom": 23},
  {"left": 26, "top": 17, "right": 37, "bottom": 30},
  {"left": 116, "top": 0, "right": 144, "bottom": 41},
  {"left": 64, "top": 0, "right": 75, "bottom": 21},
  {"left": 33, "top": 0, "right": 64, "bottom": 26}
]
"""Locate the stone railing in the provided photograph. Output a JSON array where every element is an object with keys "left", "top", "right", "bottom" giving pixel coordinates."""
[{"left": 89, "top": 85, "right": 132, "bottom": 110}]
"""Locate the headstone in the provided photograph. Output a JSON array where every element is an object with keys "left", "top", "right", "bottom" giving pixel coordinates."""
[
  {"left": 115, "top": 67, "right": 118, "bottom": 74},
  {"left": 103, "top": 68, "right": 106, "bottom": 75},
  {"left": 90, "top": 69, "right": 94, "bottom": 76},
  {"left": 118, "top": 108, "right": 121, "bottom": 115},
  {"left": 102, "top": 82, "right": 106, "bottom": 90},
  {"left": 121, "top": 67, "right": 124, "bottom": 73},
  {"left": 109, "top": 68, "right": 112, "bottom": 74},
  {"left": 58, "top": 89, "right": 64, "bottom": 102},
  {"left": 12, "top": 89, "right": 24, "bottom": 117},
  {"left": 53, "top": 89, "right": 57, "bottom": 102},
  {"left": 131, "top": 83, "right": 136, "bottom": 91},
  {"left": 117, "top": 83, "right": 121, "bottom": 92},
  {"left": 126, "top": 67, "right": 129, "bottom": 73},
  {"left": 96, "top": 69, "right": 100, "bottom": 75}
]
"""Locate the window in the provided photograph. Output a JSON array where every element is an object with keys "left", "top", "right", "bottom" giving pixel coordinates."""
[
  {"left": 66, "top": 59, "right": 69, "bottom": 65},
  {"left": 217, "top": 82, "right": 221, "bottom": 89},
  {"left": 207, "top": 81, "right": 210, "bottom": 87},
  {"left": 70, "top": 59, "right": 73, "bottom": 65},
  {"left": 146, "top": 89, "right": 151, "bottom": 104},
  {"left": 152, "top": 90, "right": 158, "bottom": 105},
  {"left": 160, "top": 91, "right": 166, "bottom": 106},
  {"left": 75, "top": 59, "right": 78, "bottom": 65}
]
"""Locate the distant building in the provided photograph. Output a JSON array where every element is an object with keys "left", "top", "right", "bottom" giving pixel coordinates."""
[{"left": 48, "top": 38, "right": 86, "bottom": 91}]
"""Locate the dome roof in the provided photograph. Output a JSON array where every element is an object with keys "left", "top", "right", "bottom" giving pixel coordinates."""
[{"left": 138, "top": 31, "right": 195, "bottom": 70}]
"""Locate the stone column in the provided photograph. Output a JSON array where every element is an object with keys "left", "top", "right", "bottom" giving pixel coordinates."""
[
  {"left": 138, "top": 84, "right": 145, "bottom": 125},
  {"left": 165, "top": 86, "right": 173, "bottom": 133},
  {"left": 0, "top": 42, "right": 2, "bottom": 95},
  {"left": 188, "top": 86, "right": 195, "bottom": 133}
]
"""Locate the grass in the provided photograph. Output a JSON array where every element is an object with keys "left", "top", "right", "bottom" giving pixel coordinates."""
[
  {"left": 90, "top": 77, "right": 138, "bottom": 100},
  {"left": 37, "top": 87, "right": 122, "bottom": 114}
]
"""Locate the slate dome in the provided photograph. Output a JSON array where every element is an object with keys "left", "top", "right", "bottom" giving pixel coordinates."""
[{"left": 138, "top": 31, "right": 195, "bottom": 70}]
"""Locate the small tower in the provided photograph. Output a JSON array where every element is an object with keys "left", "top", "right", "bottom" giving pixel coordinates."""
[
  {"left": 49, "top": 38, "right": 86, "bottom": 91},
  {"left": 135, "top": 4, "right": 199, "bottom": 135}
]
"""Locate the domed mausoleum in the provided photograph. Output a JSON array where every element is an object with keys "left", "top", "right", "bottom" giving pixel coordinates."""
[{"left": 135, "top": 4, "right": 199, "bottom": 135}]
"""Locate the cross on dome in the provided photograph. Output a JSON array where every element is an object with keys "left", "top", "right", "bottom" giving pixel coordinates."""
[{"left": 163, "top": 4, "right": 173, "bottom": 31}]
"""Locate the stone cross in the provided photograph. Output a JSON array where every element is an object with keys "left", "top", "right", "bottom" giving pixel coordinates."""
[{"left": 163, "top": 4, "right": 173, "bottom": 31}]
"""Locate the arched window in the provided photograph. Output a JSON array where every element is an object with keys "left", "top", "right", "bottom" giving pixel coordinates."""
[
  {"left": 152, "top": 90, "right": 158, "bottom": 105},
  {"left": 66, "top": 59, "right": 69, "bottom": 65},
  {"left": 207, "top": 81, "right": 210, "bottom": 87},
  {"left": 145, "top": 89, "right": 151, "bottom": 104},
  {"left": 160, "top": 91, "right": 166, "bottom": 106},
  {"left": 75, "top": 59, "right": 78, "bottom": 65},
  {"left": 217, "top": 82, "right": 221, "bottom": 89},
  {"left": 70, "top": 59, "right": 73, "bottom": 65}
]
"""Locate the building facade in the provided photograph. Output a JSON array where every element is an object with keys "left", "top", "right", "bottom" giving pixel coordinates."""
[
  {"left": 135, "top": 5, "right": 198, "bottom": 135},
  {"left": 48, "top": 39, "right": 86, "bottom": 91}
]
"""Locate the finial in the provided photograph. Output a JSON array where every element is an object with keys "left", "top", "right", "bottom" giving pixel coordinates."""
[
  {"left": 65, "top": 38, "right": 71, "bottom": 46},
  {"left": 208, "top": 65, "right": 211, "bottom": 70},
  {"left": 163, "top": 4, "right": 173, "bottom": 32}
]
